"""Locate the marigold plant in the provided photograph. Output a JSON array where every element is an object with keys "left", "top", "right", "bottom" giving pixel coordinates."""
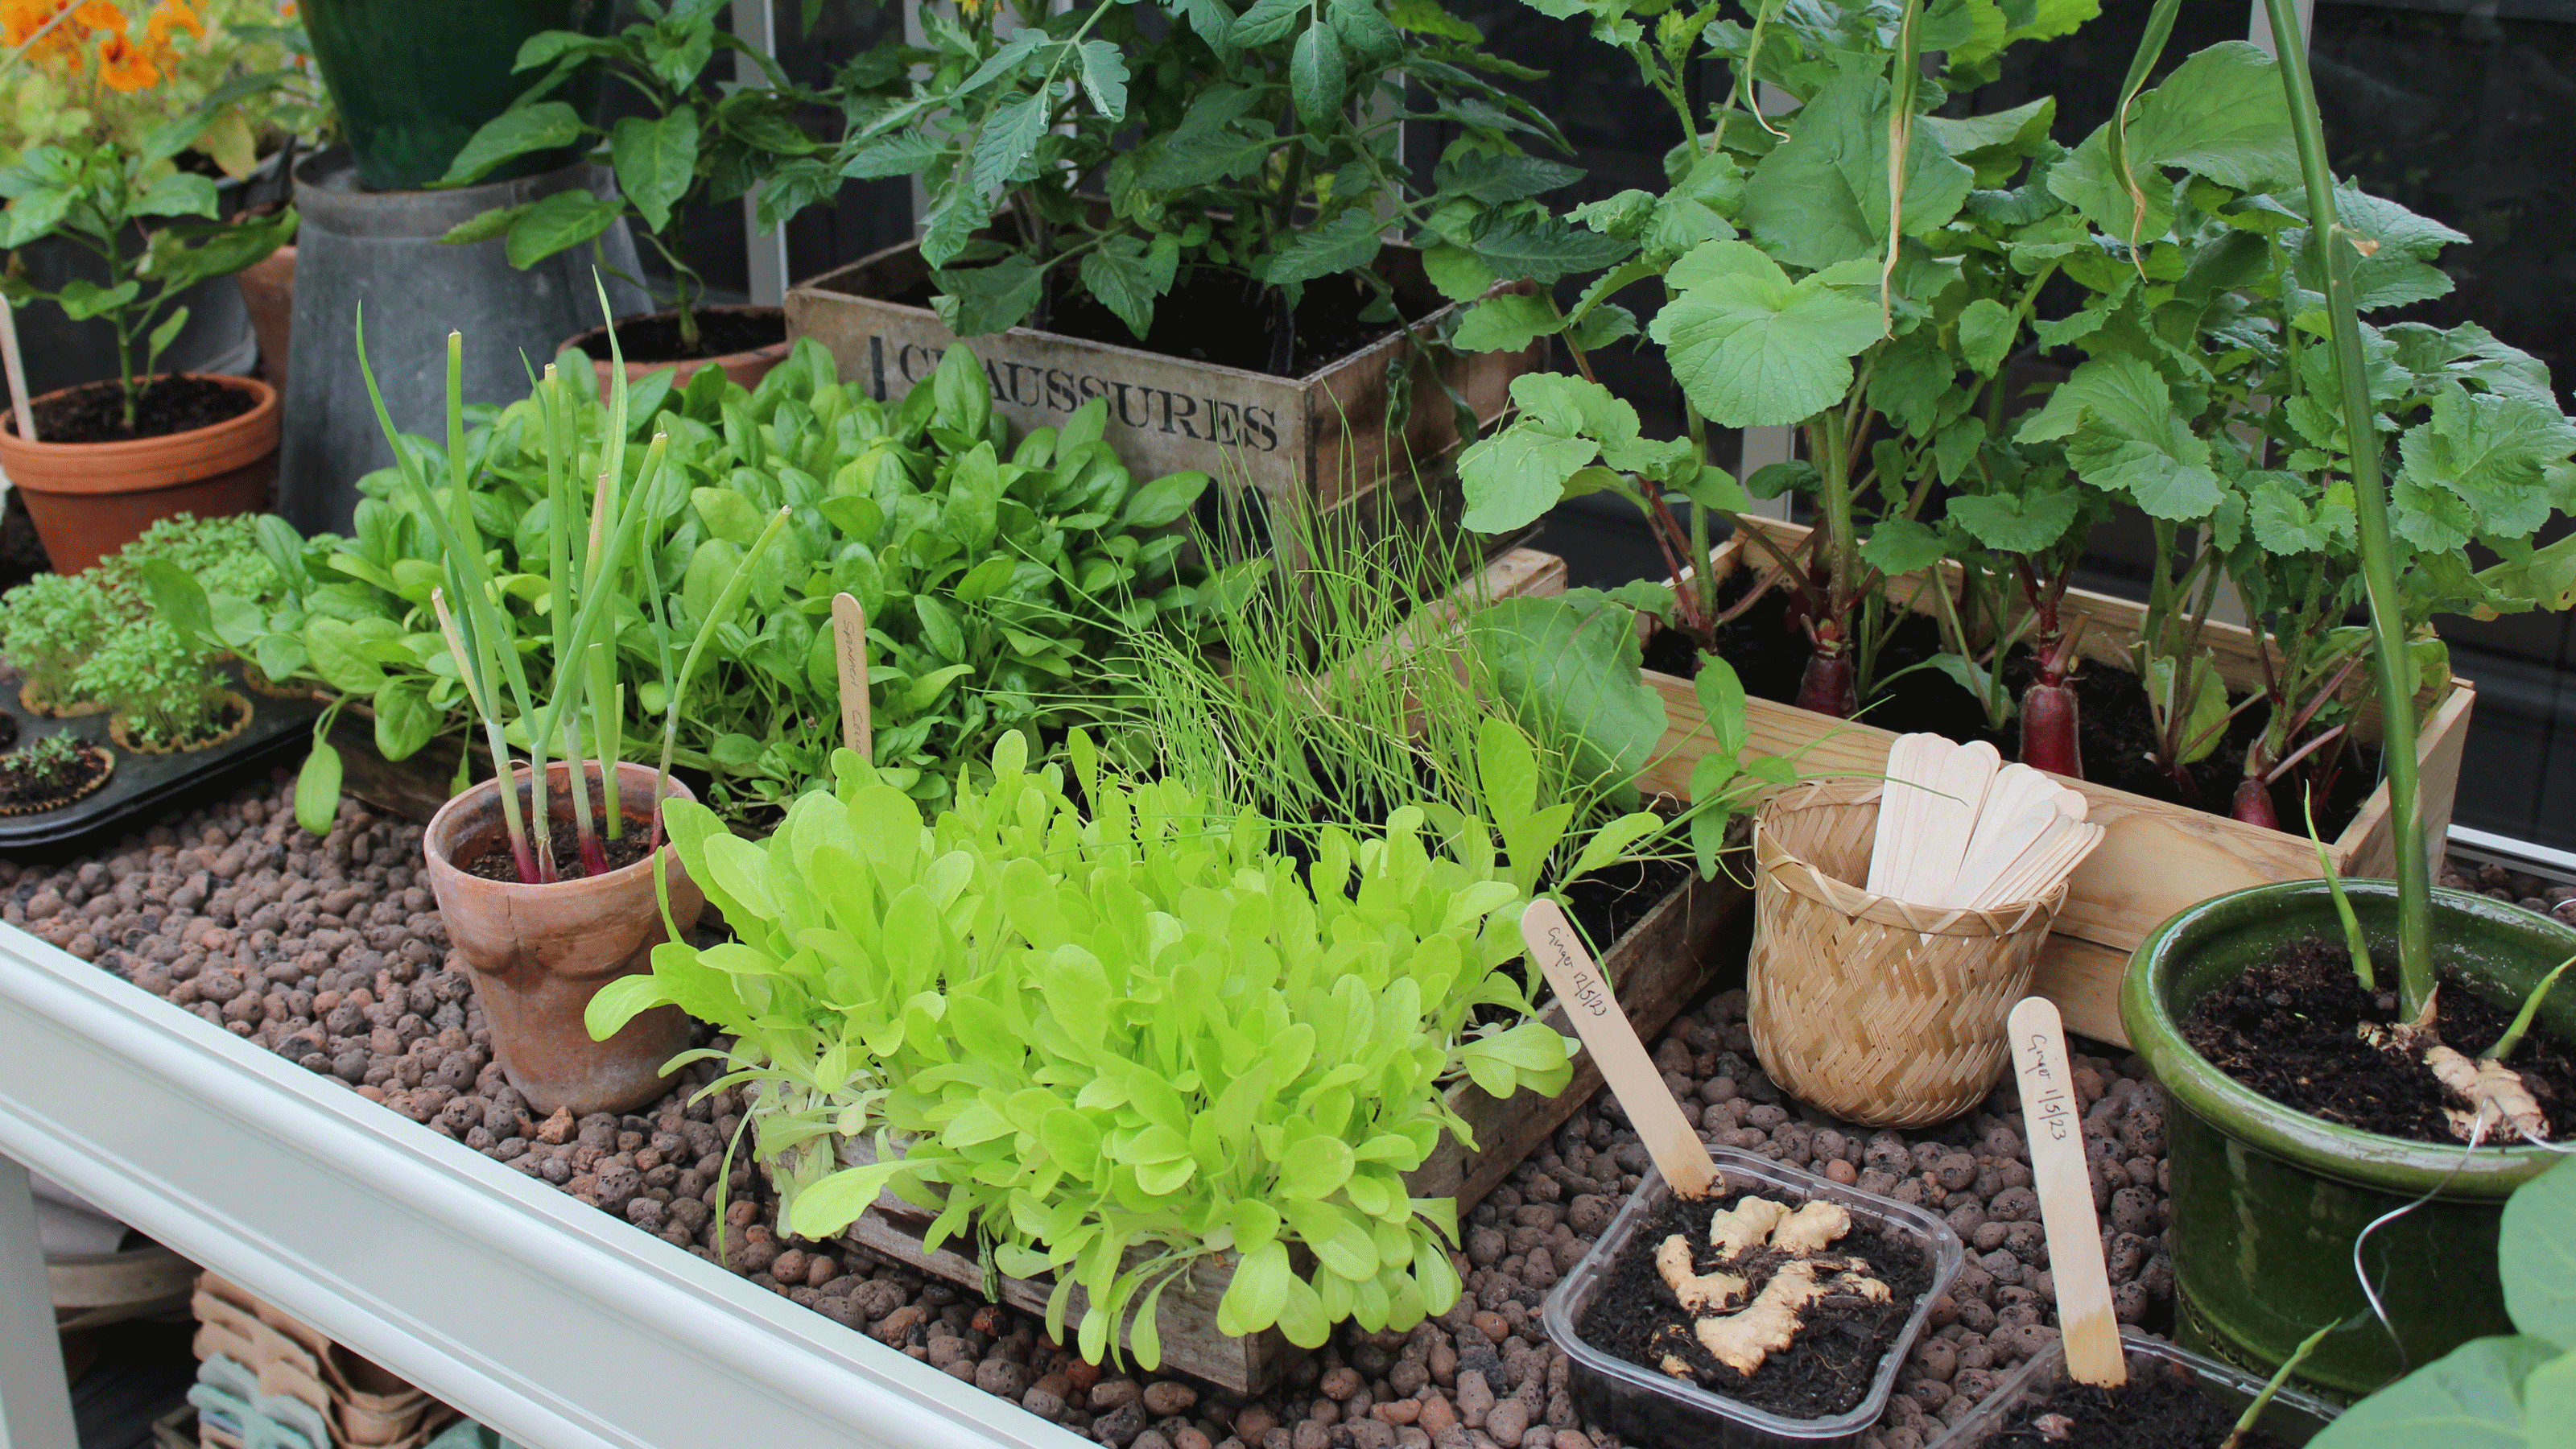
[{"left": 2, "top": 0, "right": 315, "bottom": 174}]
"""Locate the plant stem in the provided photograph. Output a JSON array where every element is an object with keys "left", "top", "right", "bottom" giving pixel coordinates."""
[
  {"left": 435, "top": 589, "right": 538, "bottom": 884},
  {"left": 2221, "top": 1322, "right": 2333, "bottom": 1449},
  {"left": 2260, "top": 0, "right": 2434, "bottom": 1014},
  {"left": 2487, "top": 955, "right": 2574, "bottom": 1063},
  {"left": 564, "top": 712, "right": 605, "bottom": 877},
  {"left": 589, "top": 641, "right": 622, "bottom": 843},
  {"left": 2305, "top": 785, "right": 2374, "bottom": 991}
]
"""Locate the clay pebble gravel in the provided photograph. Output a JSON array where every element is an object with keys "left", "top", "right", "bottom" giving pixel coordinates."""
[{"left": 6, "top": 770, "right": 2224, "bottom": 1449}]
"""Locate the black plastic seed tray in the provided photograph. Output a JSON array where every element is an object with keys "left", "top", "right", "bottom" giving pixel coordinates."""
[{"left": 0, "top": 666, "right": 323, "bottom": 852}]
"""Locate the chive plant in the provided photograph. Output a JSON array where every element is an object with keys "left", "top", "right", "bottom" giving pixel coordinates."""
[{"left": 358, "top": 296, "right": 787, "bottom": 883}]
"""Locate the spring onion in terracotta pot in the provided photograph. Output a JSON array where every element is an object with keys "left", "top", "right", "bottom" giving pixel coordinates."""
[{"left": 357, "top": 292, "right": 787, "bottom": 1116}]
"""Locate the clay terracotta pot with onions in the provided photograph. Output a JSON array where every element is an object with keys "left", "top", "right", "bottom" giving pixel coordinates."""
[{"left": 423, "top": 761, "right": 704, "bottom": 1117}]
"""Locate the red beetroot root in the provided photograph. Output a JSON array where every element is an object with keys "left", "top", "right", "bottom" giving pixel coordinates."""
[{"left": 2019, "top": 683, "right": 2083, "bottom": 779}]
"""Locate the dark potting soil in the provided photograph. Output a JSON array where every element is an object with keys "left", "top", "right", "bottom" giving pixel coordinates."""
[
  {"left": 1986, "top": 1364, "right": 2291, "bottom": 1449},
  {"left": 573, "top": 308, "right": 786, "bottom": 364},
  {"left": 1565, "top": 854, "right": 1694, "bottom": 953},
  {"left": 1576, "top": 1187, "right": 1933, "bottom": 1420},
  {"left": 22, "top": 375, "right": 255, "bottom": 444},
  {"left": 1644, "top": 568, "right": 2375, "bottom": 840},
  {"left": 890, "top": 266, "right": 1414, "bottom": 379},
  {"left": 150, "top": 693, "right": 250, "bottom": 753},
  {"left": 0, "top": 743, "right": 108, "bottom": 811},
  {"left": 0, "top": 712, "right": 16, "bottom": 752},
  {"left": 2182, "top": 936, "right": 2576, "bottom": 1142},
  {"left": 462, "top": 814, "right": 657, "bottom": 883}
]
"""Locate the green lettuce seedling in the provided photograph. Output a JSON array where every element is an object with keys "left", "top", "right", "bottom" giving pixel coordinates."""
[{"left": 588, "top": 730, "right": 1576, "bottom": 1365}]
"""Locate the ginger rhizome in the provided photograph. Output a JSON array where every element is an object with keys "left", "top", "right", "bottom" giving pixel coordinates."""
[
  {"left": 2358, "top": 984, "right": 2556, "bottom": 1145},
  {"left": 1650, "top": 1196, "right": 1890, "bottom": 1378}
]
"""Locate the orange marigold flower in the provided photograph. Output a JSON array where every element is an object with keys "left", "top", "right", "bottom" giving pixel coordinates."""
[
  {"left": 2, "top": 0, "right": 71, "bottom": 47},
  {"left": 277, "top": 0, "right": 293, "bottom": 14},
  {"left": 69, "top": 0, "right": 123, "bottom": 29},
  {"left": 144, "top": 0, "right": 198, "bottom": 43},
  {"left": 97, "top": 31, "right": 159, "bottom": 91}
]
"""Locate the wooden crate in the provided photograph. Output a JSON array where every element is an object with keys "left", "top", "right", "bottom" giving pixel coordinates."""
[
  {"left": 830, "top": 864, "right": 1748, "bottom": 1393},
  {"left": 786, "top": 240, "right": 1542, "bottom": 511},
  {"left": 814, "top": 547, "right": 1760, "bottom": 1392},
  {"left": 1638, "top": 516, "right": 2475, "bottom": 1046},
  {"left": 328, "top": 701, "right": 473, "bottom": 825}
]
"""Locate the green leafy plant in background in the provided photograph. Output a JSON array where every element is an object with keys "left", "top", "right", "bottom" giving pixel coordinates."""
[
  {"left": 1984, "top": 6, "right": 2576, "bottom": 819},
  {"left": 0, "top": 514, "right": 285, "bottom": 740},
  {"left": 2305, "top": 1152, "right": 2576, "bottom": 1447},
  {"left": 201, "top": 336, "right": 1222, "bottom": 828},
  {"left": 1453, "top": 0, "right": 2101, "bottom": 725},
  {"left": 0, "top": 571, "right": 109, "bottom": 711},
  {"left": 0, "top": 130, "right": 295, "bottom": 426},
  {"left": 76, "top": 612, "right": 238, "bottom": 748},
  {"left": 438, "top": 0, "right": 830, "bottom": 353},
  {"left": 829, "top": 0, "right": 1585, "bottom": 368},
  {"left": 590, "top": 731, "right": 1577, "bottom": 1365}
]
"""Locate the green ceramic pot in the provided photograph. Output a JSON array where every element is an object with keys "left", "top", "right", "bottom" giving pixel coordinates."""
[
  {"left": 2123, "top": 880, "right": 2574, "bottom": 1401},
  {"left": 300, "top": 0, "right": 612, "bottom": 191}
]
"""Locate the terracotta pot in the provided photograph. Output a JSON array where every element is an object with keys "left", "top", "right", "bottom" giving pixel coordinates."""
[
  {"left": 421, "top": 761, "right": 705, "bottom": 1117},
  {"left": 563, "top": 304, "right": 791, "bottom": 398},
  {"left": 0, "top": 374, "right": 279, "bottom": 576},
  {"left": 237, "top": 244, "right": 295, "bottom": 390}
]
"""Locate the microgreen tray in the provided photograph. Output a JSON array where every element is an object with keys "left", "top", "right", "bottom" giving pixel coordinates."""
[{"left": 0, "top": 666, "right": 322, "bottom": 851}]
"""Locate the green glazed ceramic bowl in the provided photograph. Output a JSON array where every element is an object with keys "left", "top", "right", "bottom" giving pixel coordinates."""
[{"left": 2122, "top": 880, "right": 2574, "bottom": 1399}]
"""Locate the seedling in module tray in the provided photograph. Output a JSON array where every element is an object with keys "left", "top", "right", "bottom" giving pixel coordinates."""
[
  {"left": 0, "top": 664, "right": 320, "bottom": 850},
  {"left": 1522, "top": 901, "right": 1962, "bottom": 1446}
]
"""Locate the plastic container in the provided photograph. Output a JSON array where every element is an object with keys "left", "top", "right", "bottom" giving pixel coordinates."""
[
  {"left": 1924, "top": 1326, "right": 2343, "bottom": 1447},
  {"left": 1541, "top": 1153, "right": 1966, "bottom": 1449}
]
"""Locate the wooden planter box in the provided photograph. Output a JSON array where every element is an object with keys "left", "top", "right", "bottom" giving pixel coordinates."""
[
  {"left": 828, "top": 866, "right": 1747, "bottom": 1393},
  {"left": 1637, "top": 516, "right": 2475, "bottom": 1047},
  {"left": 328, "top": 702, "right": 473, "bottom": 824},
  {"left": 811, "top": 545, "right": 1757, "bottom": 1391},
  {"left": 785, "top": 241, "right": 1541, "bottom": 511}
]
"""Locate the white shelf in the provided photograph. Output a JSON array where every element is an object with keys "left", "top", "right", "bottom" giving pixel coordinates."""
[{"left": 0, "top": 923, "right": 1081, "bottom": 1449}]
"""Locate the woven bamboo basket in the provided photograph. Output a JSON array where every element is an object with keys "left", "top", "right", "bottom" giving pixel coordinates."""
[{"left": 1747, "top": 778, "right": 2067, "bottom": 1127}]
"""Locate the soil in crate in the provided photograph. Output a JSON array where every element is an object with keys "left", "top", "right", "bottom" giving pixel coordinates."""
[
  {"left": 574, "top": 309, "right": 786, "bottom": 363},
  {"left": 30, "top": 374, "right": 256, "bottom": 444},
  {"left": 1985, "top": 1367, "right": 2293, "bottom": 1449},
  {"left": 884, "top": 264, "right": 1417, "bottom": 378},
  {"left": 462, "top": 814, "right": 657, "bottom": 882},
  {"left": 1645, "top": 570, "right": 2376, "bottom": 838},
  {"left": 2182, "top": 937, "right": 2576, "bottom": 1142},
  {"left": 1575, "top": 1186, "right": 1934, "bottom": 1420}
]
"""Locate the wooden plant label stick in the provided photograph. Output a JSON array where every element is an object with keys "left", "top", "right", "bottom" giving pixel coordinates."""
[
  {"left": 2008, "top": 996, "right": 2127, "bottom": 1388},
  {"left": 0, "top": 301, "right": 33, "bottom": 443},
  {"left": 831, "top": 592, "right": 872, "bottom": 762},
  {"left": 1520, "top": 898, "right": 1718, "bottom": 1199}
]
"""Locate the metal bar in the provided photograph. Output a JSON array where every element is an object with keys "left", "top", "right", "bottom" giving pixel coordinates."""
[
  {"left": 733, "top": 0, "right": 791, "bottom": 304},
  {"left": 0, "top": 1154, "right": 77, "bottom": 1449},
  {"left": 2447, "top": 825, "right": 2576, "bottom": 891},
  {"left": 0, "top": 923, "right": 1084, "bottom": 1449}
]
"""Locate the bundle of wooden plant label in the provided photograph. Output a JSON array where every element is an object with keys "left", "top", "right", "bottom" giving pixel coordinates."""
[{"left": 1747, "top": 737, "right": 2107, "bottom": 1125}]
